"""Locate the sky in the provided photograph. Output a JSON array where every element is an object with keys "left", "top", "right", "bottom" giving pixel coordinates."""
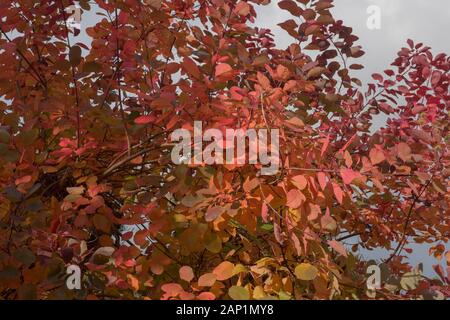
[{"left": 74, "top": 0, "right": 450, "bottom": 277}]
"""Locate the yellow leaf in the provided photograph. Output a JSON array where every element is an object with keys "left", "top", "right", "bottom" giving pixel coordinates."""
[
  {"left": 127, "top": 274, "right": 139, "bottom": 291},
  {"left": 295, "top": 263, "right": 318, "bottom": 281}
]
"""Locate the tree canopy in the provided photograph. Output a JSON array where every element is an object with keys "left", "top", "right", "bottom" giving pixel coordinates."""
[{"left": 0, "top": 0, "right": 449, "bottom": 300}]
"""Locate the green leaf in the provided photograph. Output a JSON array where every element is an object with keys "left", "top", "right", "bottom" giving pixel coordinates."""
[
  {"left": 228, "top": 286, "right": 250, "bottom": 300},
  {"left": 260, "top": 223, "right": 274, "bottom": 232}
]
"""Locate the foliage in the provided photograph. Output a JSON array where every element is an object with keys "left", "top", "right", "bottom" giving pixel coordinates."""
[{"left": 0, "top": 0, "right": 449, "bottom": 300}]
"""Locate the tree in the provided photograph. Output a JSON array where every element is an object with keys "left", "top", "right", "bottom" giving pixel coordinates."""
[{"left": 0, "top": 0, "right": 448, "bottom": 300}]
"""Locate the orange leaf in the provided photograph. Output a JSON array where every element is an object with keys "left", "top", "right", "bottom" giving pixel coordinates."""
[
  {"left": 197, "top": 292, "right": 216, "bottom": 300},
  {"left": 286, "top": 189, "right": 305, "bottom": 209},
  {"left": 332, "top": 182, "right": 344, "bottom": 204},
  {"left": 276, "top": 64, "right": 290, "bottom": 80},
  {"left": 15, "top": 175, "right": 32, "bottom": 185},
  {"left": 257, "top": 71, "right": 271, "bottom": 90},
  {"left": 317, "top": 172, "right": 327, "bottom": 191},
  {"left": 135, "top": 115, "right": 156, "bottom": 125},
  {"left": 369, "top": 147, "right": 385, "bottom": 165},
  {"left": 198, "top": 273, "right": 217, "bottom": 287},
  {"left": 213, "top": 261, "right": 234, "bottom": 281},
  {"left": 127, "top": 274, "right": 139, "bottom": 291},
  {"left": 215, "top": 63, "right": 233, "bottom": 77},
  {"left": 179, "top": 266, "right": 194, "bottom": 282},
  {"left": 243, "top": 177, "right": 259, "bottom": 193},
  {"left": 234, "top": 1, "right": 251, "bottom": 16},
  {"left": 291, "top": 175, "right": 308, "bottom": 190},
  {"left": 397, "top": 142, "right": 412, "bottom": 162},
  {"left": 161, "top": 283, "right": 183, "bottom": 295}
]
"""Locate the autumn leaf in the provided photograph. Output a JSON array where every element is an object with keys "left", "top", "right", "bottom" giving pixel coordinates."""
[
  {"left": 179, "top": 266, "right": 195, "bottom": 282},
  {"left": 213, "top": 261, "right": 234, "bottom": 281},
  {"left": 291, "top": 175, "right": 308, "bottom": 190},
  {"left": 1, "top": 0, "right": 448, "bottom": 301},
  {"left": 397, "top": 142, "right": 412, "bottom": 162},
  {"left": 317, "top": 172, "right": 327, "bottom": 191},
  {"left": 332, "top": 182, "right": 344, "bottom": 204},
  {"left": 369, "top": 147, "right": 385, "bottom": 165},
  {"left": 243, "top": 177, "right": 259, "bottom": 193},
  {"left": 215, "top": 63, "right": 233, "bottom": 77},
  {"left": 198, "top": 273, "right": 217, "bottom": 287},
  {"left": 257, "top": 71, "right": 271, "bottom": 90},
  {"left": 15, "top": 175, "right": 32, "bottom": 186},
  {"left": 228, "top": 286, "right": 249, "bottom": 300},
  {"left": 340, "top": 168, "right": 362, "bottom": 185},
  {"left": 328, "top": 240, "right": 348, "bottom": 257},
  {"left": 286, "top": 189, "right": 305, "bottom": 209},
  {"left": 306, "top": 67, "right": 326, "bottom": 79},
  {"left": 205, "top": 206, "right": 224, "bottom": 222},
  {"left": 182, "top": 57, "right": 201, "bottom": 79},
  {"left": 135, "top": 115, "right": 156, "bottom": 125},
  {"left": 161, "top": 283, "right": 183, "bottom": 295},
  {"left": 197, "top": 292, "right": 216, "bottom": 300},
  {"left": 69, "top": 45, "right": 82, "bottom": 66},
  {"left": 295, "top": 263, "right": 318, "bottom": 281},
  {"left": 321, "top": 209, "right": 337, "bottom": 232},
  {"left": 234, "top": 1, "right": 251, "bottom": 16}
]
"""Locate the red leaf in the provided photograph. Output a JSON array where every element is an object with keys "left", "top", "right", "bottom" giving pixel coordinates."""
[
  {"left": 15, "top": 175, "right": 32, "bottom": 185},
  {"left": 135, "top": 115, "right": 156, "bottom": 125},
  {"left": 243, "top": 177, "right": 259, "bottom": 193},
  {"left": 321, "top": 134, "right": 330, "bottom": 157},
  {"left": 317, "top": 172, "right": 327, "bottom": 191},
  {"left": 431, "top": 70, "right": 442, "bottom": 86},
  {"left": 328, "top": 240, "right": 348, "bottom": 257},
  {"left": 182, "top": 57, "right": 201, "bottom": 79},
  {"left": 372, "top": 73, "right": 383, "bottom": 82},
  {"left": 340, "top": 168, "right": 362, "bottom": 185},
  {"left": 257, "top": 71, "right": 271, "bottom": 90},
  {"left": 261, "top": 203, "right": 269, "bottom": 223},
  {"left": 332, "top": 182, "right": 344, "bottom": 204},
  {"left": 197, "top": 292, "right": 216, "bottom": 300},
  {"left": 213, "top": 261, "right": 234, "bottom": 281},
  {"left": 278, "top": 0, "right": 303, "bottom": 16},
  {"left": 215, "top": 63, "right": 233, "bottom": 77}
]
